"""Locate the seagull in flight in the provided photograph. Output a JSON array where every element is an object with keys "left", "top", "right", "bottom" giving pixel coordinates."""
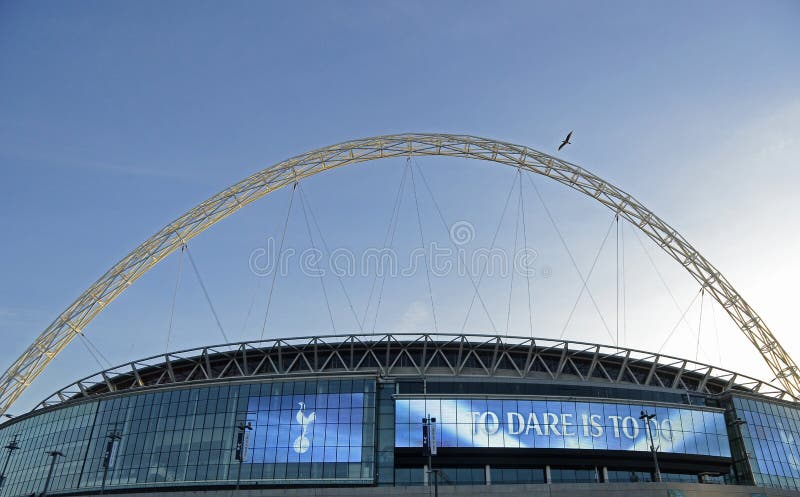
[{"left": 557, "top": 131, "right": 573, "bottom": 151}]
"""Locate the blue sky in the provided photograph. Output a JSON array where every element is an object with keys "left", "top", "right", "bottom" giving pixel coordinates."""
[{"left": 1, "top": 1, "right": 799, "bottom": 412}]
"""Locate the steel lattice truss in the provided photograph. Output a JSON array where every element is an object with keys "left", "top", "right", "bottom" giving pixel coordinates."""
[
  {"left": 1, "top": 133, "right": 797, "bottom": 416},
  {"left": 35, "top": 334, "right": 790, "bottom": 409}
]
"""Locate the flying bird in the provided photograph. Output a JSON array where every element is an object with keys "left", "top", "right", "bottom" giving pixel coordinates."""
[{"left": 557, "top": 131, "right": 573, "bottom": 151}]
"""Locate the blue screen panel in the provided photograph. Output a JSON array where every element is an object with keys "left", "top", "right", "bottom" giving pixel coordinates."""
[
  {"left": 246, "top": 392, "right": 364, "bottom": 463},
  {"left": 395, "top": 398, "right": 729, "bottom": 458}
]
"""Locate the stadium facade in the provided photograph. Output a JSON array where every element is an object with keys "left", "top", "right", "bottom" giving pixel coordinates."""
[{"left": 1, "top": 334, "right": 800, "bottom": 497}]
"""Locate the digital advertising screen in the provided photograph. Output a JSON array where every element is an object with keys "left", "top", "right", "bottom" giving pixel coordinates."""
[
  {"left": 395, "top": 398, "right": 730, "bottom": 457},
  {"left": 245, "top": 392, "right": 364, "bottom": 464}
]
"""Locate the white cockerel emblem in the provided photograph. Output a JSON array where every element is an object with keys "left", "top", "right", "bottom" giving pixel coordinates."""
[{"left": 293, "top": 401, "right": 316, "bottom": 454}]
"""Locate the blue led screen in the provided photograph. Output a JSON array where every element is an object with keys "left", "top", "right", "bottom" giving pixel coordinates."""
[
  {"left": 396, "top": 398, "right": 730, "bottom": 457},
  {"left": 246, "top": 392, "right": 364, "bottom": 464}
]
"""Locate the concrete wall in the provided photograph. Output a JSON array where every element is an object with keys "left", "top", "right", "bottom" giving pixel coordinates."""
[{"left": 77, "top": 483, "right": 800, "bottom": 497}]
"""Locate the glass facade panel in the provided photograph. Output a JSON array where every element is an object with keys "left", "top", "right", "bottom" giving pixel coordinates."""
[
  {"left": 491, "top": 467, "right": 546, "bottom": 484},
  {"left": 729, "top": 395, "right": 800, "bottom": 491},
  {"left": 606, "top": 470, "right": 653, "bottom": 482},
  {"left": 435, "top": 467, "right": 484, "bottom": 485},
  {"left": 550, "top": 467, "right": 598, "bottom": 483},
  {"left": 0, "top": 379, "right": 375, "bottom": 497},
  {"left": 7, "top": 375, "right": 800, "bottom": 494},
  {"left": 0, "top": 402, "right": 96, "bottom": 497}
]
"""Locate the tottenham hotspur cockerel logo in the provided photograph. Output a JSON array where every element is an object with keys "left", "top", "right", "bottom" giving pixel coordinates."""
[{"left": 293, "top": 401, "right": 316, "bottom": 454}]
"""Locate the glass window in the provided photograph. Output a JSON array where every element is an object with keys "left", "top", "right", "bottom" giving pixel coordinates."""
[
  {"left": 0, "top": 379, "right": 376, "bottom": 495},
  {"left": 550, "top": 467, "right": 597, "bottom": 483}
]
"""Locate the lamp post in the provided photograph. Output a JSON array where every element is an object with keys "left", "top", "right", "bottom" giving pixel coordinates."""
[
  {"left": 0, "top": 436, "right": 20, "bottom": 490},
  {"left": 235, "top": 422, "right": 252, "bottom": 491},
  {"left": 40, "top": 450, "right": 64, "bottom": 497},
  {"left": 639, "top": 410, "right": 661, "bottom": 482},
  {"left": 100, "top": 428, "right": 122, "bottom": 495},
  {"left": 422, "top": 415, "right": 438, "bottom": 497}
]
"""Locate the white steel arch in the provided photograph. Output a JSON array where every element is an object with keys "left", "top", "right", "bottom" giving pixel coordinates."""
[{"left": 1, "top": 133, "right": 797, "bottom": 414}]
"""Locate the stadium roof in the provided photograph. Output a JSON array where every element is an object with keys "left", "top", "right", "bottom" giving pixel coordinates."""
[{"left": 33, "top": 333, "right": 791, "bottom": 411}]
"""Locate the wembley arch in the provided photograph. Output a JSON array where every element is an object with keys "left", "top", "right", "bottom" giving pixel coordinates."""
[{"left": 1, "top": 133, "right": 797, "bottom": 415}]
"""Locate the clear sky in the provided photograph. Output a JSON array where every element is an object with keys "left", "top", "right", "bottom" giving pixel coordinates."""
[{"left": 1, "top": 1, "right": 799, "bottom": 413}]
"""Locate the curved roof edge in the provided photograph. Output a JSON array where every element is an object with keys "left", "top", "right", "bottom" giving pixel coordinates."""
[{"left": 36, "top": 333, "right": 792, "bottom": 410}]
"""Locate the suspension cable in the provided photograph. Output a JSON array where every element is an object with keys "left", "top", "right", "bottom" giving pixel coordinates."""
[
  {"left": 408, "top": 159, "right": 439, "bottom": 333},
  {"left": 696, "top": 288, "right": 705, "bottom": 361},
  {"left": 412, "top": 159, "right": 497, "bottom": 333},
  {"left": 628, "top": 220, "right": 713, "bottom": 358},
  {"left": 77, "top": 332, "right": 112, "bottom": 369},
  {"left": 185, "top": 244, "right": 230, "bottom": 343},
  {"left": 297, "top": 183, "right": 336, "bottom": 333},
  {"left": 301, "top": 184, "right": 364, "bottom": 332},
  {"left": 77, "top": 333, "right": 104, "bottom": 369},
  {"left": 462, "top": 172, "right": 518, "bottom": 333},
  {"left": 616, "top": 214, "right": 620, "bottom": 346},
  {"left": 658, "top": 287, "right": 703, "bottom": 354},
  {"left": 506, "top": 177, "right": 521, "bottom": 335},
  {"left": 631, "top": 227, "right": 697, "bottom": 342},
  {"left": 620, "top": 217, "right": 628, "bottom": 345},
  {"left": 166, "top": 245, "right": 185, "bottom": 353},
  {"left": 241, "top": 188, "right": 295, "bottom": 339},
  {"left": 365, "top": 163, "right": 408, "bottom": 334},
  {"left": 710, "top": 290, "right": 722, "bottom": 364},
  {"left": 371, "top": 222, "right": 407, "bottom": 332},
  {"left": 525, "top": 173, "right": 613, "bottom": 341},
  {"left": 239, "top": 278, "right": 261, "bottom": 340},
  {"left": 85, "top": 333, "right": 112, "bottom": 367},
  {"left": 559, "top": 216, "right": 617, "bottom": 342},
  {"left": 260, "top": 184, "right": 297, "bottom": 340},
  {"left": 518, "top": 169, "right": 534, "bottom": 337}
]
